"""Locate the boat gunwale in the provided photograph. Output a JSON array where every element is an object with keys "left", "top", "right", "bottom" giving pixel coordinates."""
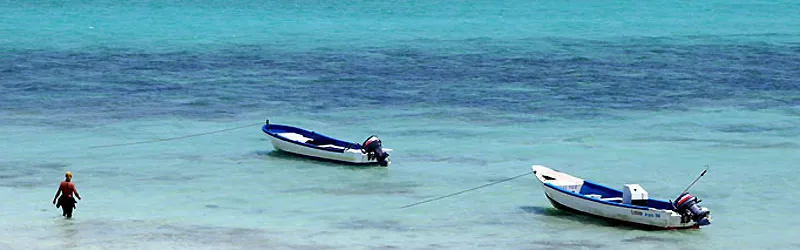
[
  {"left": 543, "top": 182, "right": 675, "bottom": 212},
  {"left": 261, "top": 124, "right": 358, "bottom": 153}
]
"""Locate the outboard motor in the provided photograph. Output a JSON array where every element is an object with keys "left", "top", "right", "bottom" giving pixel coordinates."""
[
  {"left": 362, "top": 135, "right": 389, "bottom": 167},
  {"left": 673, "top": 193, "right": 711, "bottom": 226}
]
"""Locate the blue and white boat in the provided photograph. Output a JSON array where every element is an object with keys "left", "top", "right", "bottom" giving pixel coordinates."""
[
  {"left": 531, "top": 165, "right": 711, "bottom": 229},
  {"left": 261, "top": 120, "right": 391, "bottom": 166}
]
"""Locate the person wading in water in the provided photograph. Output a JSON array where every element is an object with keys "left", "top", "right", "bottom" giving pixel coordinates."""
[{"left": 53, "top": 171, "right": 82, "bottom": 218}]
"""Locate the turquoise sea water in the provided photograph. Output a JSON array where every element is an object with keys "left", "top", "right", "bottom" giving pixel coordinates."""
[{"left": 2, "top": 0, "right": 799, "bottom": 249}]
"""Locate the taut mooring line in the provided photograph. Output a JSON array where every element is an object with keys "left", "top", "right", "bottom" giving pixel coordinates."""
[
  {"left": 400, "top": 171, "right": 533, "bottom": 209},
  {"left": 89, "top": 122, "right": 262, "bottom": 149}
]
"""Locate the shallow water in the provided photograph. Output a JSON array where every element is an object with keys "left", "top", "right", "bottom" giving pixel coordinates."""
[{"left": 2, "top": 0, "right": 800, "bottom": 249}]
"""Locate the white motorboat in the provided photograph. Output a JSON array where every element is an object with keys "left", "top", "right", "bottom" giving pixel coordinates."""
[
  {"left": 262, "top": 120, "right": 391, "bottom": 166},
  {"left": 531, "top": 165, "right": 711, "bottom": 229}
]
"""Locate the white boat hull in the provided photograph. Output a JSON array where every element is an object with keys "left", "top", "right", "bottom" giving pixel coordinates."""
[
  {"left": 267, "top": 133, "right": 391, "bottom": 165},
  {"left": 533, "top": 165, "right": 703, "bottom": 229}
]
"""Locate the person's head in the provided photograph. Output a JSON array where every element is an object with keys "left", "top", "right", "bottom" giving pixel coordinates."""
[{"left": 65, "top": 171, "right": 72, "bottom": 181}]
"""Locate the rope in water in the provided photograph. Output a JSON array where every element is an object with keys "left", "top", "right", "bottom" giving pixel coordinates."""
[
  {"left": 400, "top": 171, "right": 533, "bottom": 209},
  {"left": 89, "top": 122, "right": 263, "bottom": 149}
]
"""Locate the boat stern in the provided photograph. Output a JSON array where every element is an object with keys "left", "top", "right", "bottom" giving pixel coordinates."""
[{"left": 362, "top": 135, "right": 390, "bottom": 166}]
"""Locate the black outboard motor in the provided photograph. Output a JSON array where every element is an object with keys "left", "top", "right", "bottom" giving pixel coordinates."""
[
  {"left": 673, "top": 193, "right": 711, "bottom": 226},
  {"left": 362, "top": 135, "right": 389, "bottom": 167}
]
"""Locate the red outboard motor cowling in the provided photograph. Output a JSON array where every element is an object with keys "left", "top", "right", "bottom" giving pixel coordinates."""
[
  {"left": 673, "top": 193, "right": 711, "bottom": 226},
  {"left": 362, "top": 135, "right": 389, "bottom": 167}
]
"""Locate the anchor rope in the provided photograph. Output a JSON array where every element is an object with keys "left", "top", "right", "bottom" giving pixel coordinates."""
[
  {"left": 89, "top": 122, "right": 262, "bottom": 149},
  {"left": 400, "top": 171, "right": 533, "bottom": 209}
]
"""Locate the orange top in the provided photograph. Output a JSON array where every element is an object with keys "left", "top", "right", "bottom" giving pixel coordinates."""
[{"left": 59, "top": 181, "right": 76, "bottom": 198}]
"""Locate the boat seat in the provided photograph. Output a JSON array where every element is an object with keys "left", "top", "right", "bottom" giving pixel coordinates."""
[
  {"left": 601, "top": 197, "right": 623, "bottom": 203},
  {"left": 585, "top": 194, "right": 623, "bottom": 202},
  {"left": 317, "top": 144, "right": 345, "bottom": 150},
  {"left": 585, "top": 194, "right": 602, "bottom": 199},
  {"left": 279, "top": 133, "right": 312, "bottom": 143}
]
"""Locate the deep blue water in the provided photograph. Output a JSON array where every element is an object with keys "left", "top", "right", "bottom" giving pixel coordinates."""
[{"left": 3, "top": 39, "right": 798, "bottom": 127}]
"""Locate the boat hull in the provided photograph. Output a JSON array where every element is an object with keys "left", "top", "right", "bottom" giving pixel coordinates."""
[
  {"left": 267, "top": 133, "right": 384, "bottom": 165},
  {"left": 533, "top": 165, "right": 702, "bottom": 230}
]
